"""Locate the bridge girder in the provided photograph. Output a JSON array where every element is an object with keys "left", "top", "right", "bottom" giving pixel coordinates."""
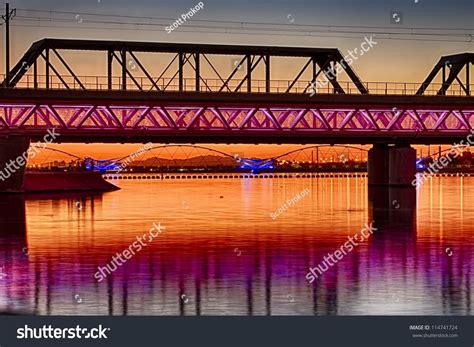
[
  {"left": 0, "top": 102, "right": 471, "bottom": 144},
  {"left": 417, "top": 53, "right": 474, "bottom": 96},
  {"left": 0, "top": 39, "right": 368, "bottom": 94}
]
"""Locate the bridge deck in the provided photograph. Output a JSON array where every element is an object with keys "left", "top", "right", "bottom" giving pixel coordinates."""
[
  {"left": 1, "top": 88, "right": 473, "bottom": 107},
  {"left": 0, "top": 89, "right": 472, "bottom": 145}
]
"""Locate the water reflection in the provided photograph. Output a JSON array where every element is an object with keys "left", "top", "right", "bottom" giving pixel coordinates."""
[{"left": 0, "top": 176, "right": 472, "bottom": 315}]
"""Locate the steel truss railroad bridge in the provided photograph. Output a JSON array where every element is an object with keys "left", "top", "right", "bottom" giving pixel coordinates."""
[{"left": 0, "top": 39, "right": 472, "bottom": 191}]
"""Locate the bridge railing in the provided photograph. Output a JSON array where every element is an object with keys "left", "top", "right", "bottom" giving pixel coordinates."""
[{"left": 0, "top": 74, "right": 472, "bottom": 96}]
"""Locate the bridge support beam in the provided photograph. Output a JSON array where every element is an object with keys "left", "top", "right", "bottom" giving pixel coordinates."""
[
  {"left": 368, "top": 186, "right": 416, "bottom": 228},
  {"left": 368, "top": 144, "right": 416, "bottom": 187},
  {"left": 0, "top": 138, "right": 30, "bottom": 193},
  {"left": 388, "top": 145, "right": 416, "bottom": 186},
  {"left": 368, "top": 144, "right": 389, "bottom": 185}
]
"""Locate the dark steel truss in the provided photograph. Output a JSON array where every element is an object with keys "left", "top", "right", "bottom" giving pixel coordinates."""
[
  {"left": 417, "top": 53, "right": 473, "bottom": 96},
  {"left": 0, "top": 39, "right": 368, "bottom": 94}
]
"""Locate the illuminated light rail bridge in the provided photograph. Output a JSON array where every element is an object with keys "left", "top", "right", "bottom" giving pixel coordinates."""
[
  {"left": 28, "top": 144, "right": 371, "bottom": 174},
  {"left": 0, "top": 39, "right": 472, "bottom": 192},
  {"left": 29, "top": 144, "right": 473, "bottom": 176}
]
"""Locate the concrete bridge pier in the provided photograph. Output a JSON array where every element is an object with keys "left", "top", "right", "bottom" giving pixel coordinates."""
[
  {"left": 367, "top": 144, "right": 417, "bottom": 231},
  {"left": 0, "top": 138, "right": 31, "bottom": 193},
  {"left": 368, "top": 186, "right": 416, "bottom": 228},
  {"left": 388, "top": 145, "right": 416, "bottom": 186},
  {"left": 368, "top": 144, "right": 416, "bottom": 187},
  {"left": 368, "top": 144, "right": 389, "bottom": 185},
  {"left": 0, "top": 194, "right": 27, "bottom": 235}
]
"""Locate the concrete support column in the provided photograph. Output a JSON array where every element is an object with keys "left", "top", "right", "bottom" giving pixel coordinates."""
[
  {"left": 368, "top": 186, "right": 417, "bottom": 229},
  {"left": 388, "top": 145, "right": 416, "bottom": 186},
  {"left": 368, "top": 144, "right": 389, "bottom": 185},
  {"left": 389, "top": 186, "right": 416, "bottom": 226},
  {"left": 0, "top": 138, "right": 30, "bottom": 193}
]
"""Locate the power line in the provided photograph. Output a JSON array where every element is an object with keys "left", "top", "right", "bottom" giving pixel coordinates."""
[
  {"left": 15, "top": 7, "right": 474, "bottom": 32},
  {"left": 13, "top": 16, "right": 473, "bottom": 38},
  {"left": 2, "top": 3, "right": 16, "bottom": 87},
  {"left": 8, "top": 7, "right": 474, "bottom": 43},
  {"left": 10, "top": 22, "right": 473, "bottom": 43},
  {"left": 12, "top": 16, "right": 472, "bottom": 37}
]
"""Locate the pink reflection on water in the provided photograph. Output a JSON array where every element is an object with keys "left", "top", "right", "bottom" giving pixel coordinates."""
[{"left": 0, "top": 176, "right": 472, "bottom": 315}]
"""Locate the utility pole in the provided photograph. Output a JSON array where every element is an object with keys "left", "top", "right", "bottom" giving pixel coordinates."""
[{"left": 2, "top": 3, "right": 16, "bottom": 87}]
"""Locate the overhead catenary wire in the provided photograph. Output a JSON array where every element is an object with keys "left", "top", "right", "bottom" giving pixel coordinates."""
[
  {"left": 5, "top": 7, "right": 474, "bottom": 43},
  {"left": 14, "top": 8, "right": 474, "bottom": 32},
  {"left": 10, "top": 23, "right": 474, "bottom": 43},
  {"left": 12, "top": 15, "right": 474, "bottom": 38}
]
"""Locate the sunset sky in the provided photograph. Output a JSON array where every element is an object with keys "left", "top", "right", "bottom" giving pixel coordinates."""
[{"left": 1, "top": 0, "right": 473, "bottom": 159}]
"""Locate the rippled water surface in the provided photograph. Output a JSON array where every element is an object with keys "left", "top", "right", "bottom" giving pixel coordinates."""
[{"left": 0, "top": 175, "right": 473, "bottom": 315}]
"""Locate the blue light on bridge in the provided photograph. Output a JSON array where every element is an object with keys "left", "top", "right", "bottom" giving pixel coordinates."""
[
  {"left": 416, "top": 158, "right": 428, "bottom": 170},
  {"left": 84, "top": 158, "right": 121, "bottom": 173},
  {"left": 238, "top": 158, "right": 275, "bottom": 174}
]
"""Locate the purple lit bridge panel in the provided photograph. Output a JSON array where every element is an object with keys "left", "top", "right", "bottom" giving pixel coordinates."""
[{"left": 0, "top": 104, "right": 473, "bottom": 143}]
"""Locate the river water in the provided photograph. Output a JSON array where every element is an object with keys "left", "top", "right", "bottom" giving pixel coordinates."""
[{"left": 0, "top": 175, "right": 472, "bottom": 315}]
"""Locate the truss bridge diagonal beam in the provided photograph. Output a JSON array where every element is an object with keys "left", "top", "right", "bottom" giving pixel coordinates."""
[
  {"left": 417, "top": 53, "right": 474, "bottom": 96},
  {"left": 0, "top": 103, "right": 472, "bottom": 144},
  {"left": 0, "top": 39, "right": 369, "bottom": 94}
]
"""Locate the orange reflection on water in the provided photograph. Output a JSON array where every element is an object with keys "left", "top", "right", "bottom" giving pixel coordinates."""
[{"left": 0, "top": 176, "right": 472, "bottom": 315}]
